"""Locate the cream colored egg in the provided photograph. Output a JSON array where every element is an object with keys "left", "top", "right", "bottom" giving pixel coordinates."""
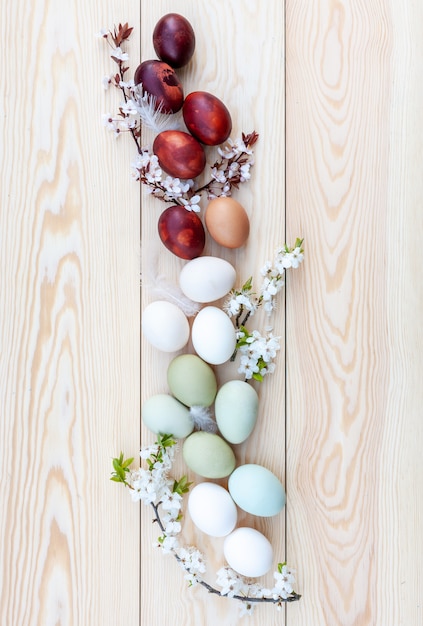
[
  {"left": 179, "top": 256, "right": 236, "bottom": 303},
  {"left": 223, "top": 527, "right": 273, "bottom": 577},
  {"left": 192, "top": 306, "right": 236, "bottom": 365},
  {"left": 188, "top": 483, "right": 237, "bottom": 537},
  {"left": 142, "top": 300, "right": 189, "bottom": 352}
]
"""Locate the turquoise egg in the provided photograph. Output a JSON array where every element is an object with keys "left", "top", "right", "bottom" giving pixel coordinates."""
[
  {"left": 183, "top": 432, "right": 236, "bottom": 478},
  {"left": 215, "top": 380, "right": 259, "bottom": 444},
  {"left": 228, "top": 464, "right": 286, "bottom": 517},
  {"left": 142, "top": 394, "right": 194, "bottom": 439}
]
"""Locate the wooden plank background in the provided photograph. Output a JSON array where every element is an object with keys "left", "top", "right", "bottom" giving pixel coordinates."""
[{"left": 0, "top": 1, "right": 422, "bottom": 625}]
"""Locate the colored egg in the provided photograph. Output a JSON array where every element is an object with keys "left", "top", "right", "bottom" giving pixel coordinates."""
[
  {"left": 183, "top": 431, "right": 236, "bottom": 478},
  {"left": 205, "top": 197, "right": 250, "bottom": 248},
  {"left": 179, "top": 256, "right": 236, "bottom": 303},
  {"left": 188, "top": 483, "right": 237, "bottom": 537},
  {"left": 167, "top": 354, "right": 217, "bottom": 407},
  {"left": 153, "top": 130, "right": 206, "bottom": 179},
  {"left": 192, "top": 306, "right": 236, "bottom": 365},
  {"left": 183, "top": 91, "right": 232, "bottom": 146},
  {"left": 158, "top": 205, "right": 205, "bottom": 259},
  {"left": 142, "top": 300, "right": 189, "bottom": 352},
  {"left": 228, "top": 464, "right": 286, "bottom": 517},
  {"left": 134, "top": 60, "right": 184, "bottom": 113},
  {"left": 215, "top": 380, "right": 259, "bottom": 444},
  {"left": 142, "top": 394, "right": 194, "bottom": 438},
  {"left": 224, "top": 527, "right": 273, "bottom": 577},
  {"left": 153, "top": 13, "right": 196, "bottom": 68}
]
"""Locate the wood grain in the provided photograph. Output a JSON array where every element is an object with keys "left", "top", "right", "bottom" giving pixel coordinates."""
[
  {"left": 140, "top": 1, "right": 286, "bottom": 625},
  {"left": 1, "top": 0, "right": 422, "bottom": 624},
  {"left": 0, "top": 2, "right": 140, "bottom": 625},
  {"left": 286, "top": 1, "right": 423, "bottom": 624}
]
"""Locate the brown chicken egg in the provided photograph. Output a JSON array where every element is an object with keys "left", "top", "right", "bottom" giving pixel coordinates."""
[{"left": 204, "top": 197, "right": 250, "bottom": 248}]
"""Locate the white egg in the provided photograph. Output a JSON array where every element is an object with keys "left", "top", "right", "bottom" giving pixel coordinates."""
[
  {"left": 188, "top": 483, "right": 237, "bottom": 537},
  {"left": 223, "top": 527, "right": 273, "bottom": 577},
  {"left": 179, "top": 256, "right": 236, "bottom": 303},
  {"left": 142, "top": 300, "right": 189, "bottom": 352},
  {"left": 192, "top": 306, "right": 236, "bottom": 365}
]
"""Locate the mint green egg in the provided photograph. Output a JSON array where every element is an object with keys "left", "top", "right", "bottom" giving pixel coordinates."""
[
  {"left": 142, "top": 394, "right": 194, "bottom": 439},
  {"left": 183, "top": 432, "right": 236, "bottom": 478},
  {"left": 228, "top": 464, "right": 286, "bottom": 517},
  {"left": 215, "top": 380, "right": 259, "bottom": 444},
  {"left": 167, "top": 354, "right": 217, "bottom": 407}
]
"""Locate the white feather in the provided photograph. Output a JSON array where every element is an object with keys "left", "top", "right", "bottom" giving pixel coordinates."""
[
  {"left": 189, "top": 406, "right": 217, "bottom": 433},
  {"left": 134, "top": 85, "right": 182, "bottom": 133}
]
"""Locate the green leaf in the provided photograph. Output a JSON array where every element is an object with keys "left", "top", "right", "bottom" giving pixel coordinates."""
[
  {"left": 121, "top": 457, "right": 134, "bottom": 469},
  {"left": 110, "top": 475, "right": 122, "bottom": 483},
  {"left": 173, "top": 475, "right": 193, "bottom": 495},
  {"left": 252, "top": 372, "right": 264, "bottom": 382},
  {"left": 242, "top": 276, "right": 253, "bottom": 291}
]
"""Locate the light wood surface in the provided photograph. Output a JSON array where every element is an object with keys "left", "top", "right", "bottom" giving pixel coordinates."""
[
  {"left": 0, "top": 1, "right": 140, "bottom": 625},
  {"left": 1, "top": 1, "right": 422, "bottom": 625}
]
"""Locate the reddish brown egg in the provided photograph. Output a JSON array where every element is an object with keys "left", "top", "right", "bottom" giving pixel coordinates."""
[
  {"left": 205, "top": 197, "right": 250, "bottom": 248},
  {"left": 158, "top": 205, "right": 205, "bottom": 259},
  {"left": 153, "top": 13, "right": 196, "bottom": 68},
  {"left": 182, "top": 91, "right": 232, "bottom": 145},
  {"left": 153, "top": 130, "right": 206, "bottom": 179},
  {"left": 134, "top": 60, "right": 184, "bottom": 113}
]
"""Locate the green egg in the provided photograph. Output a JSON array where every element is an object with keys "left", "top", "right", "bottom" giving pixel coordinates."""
[
  {"left": 215, "top": 380, "right": 259, "bottom": 444},
  {"left": 183, "top": 432, "right": 236, "bottom": 478},
  {"left": 228, "top": 464, "right": 286, "bottom": 517},
  {"left": 167, "top": 354, "right": 217, "bottom": 407},
  {"left": 142, "top": 394, "right": 194, "bottom": 439}
]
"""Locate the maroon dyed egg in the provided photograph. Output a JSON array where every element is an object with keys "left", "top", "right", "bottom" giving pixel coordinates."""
[
  {"left": 183, "top": 91, "right": 232, "bottom": 145},
  {"left": 134, "top": 60, "right": 184, "bottom": 113},
  {"left": 153, "top": 13, "right": 196, "bottom": 68},
  {"left": 153, "top": 130, "right": 206, "bottom": 179},
  {"left": 158, "top": 205, "right": 205, "bottom": 259}
]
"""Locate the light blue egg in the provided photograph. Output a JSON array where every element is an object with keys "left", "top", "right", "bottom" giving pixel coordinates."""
[{"left": 228, "top": 464, "right": 286, "bottom": 517}]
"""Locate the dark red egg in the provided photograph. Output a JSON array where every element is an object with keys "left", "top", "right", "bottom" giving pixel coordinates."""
[
  {"left": 153, "top": 130, "right": 206, "bottom": 179},
  {"left": 153, "top": 13, "right": 196, "bottom": 68},
  {"left": 182, "top": 91, "right": 232, "bottom": 145},
  {"left": 158, "top": 205, "right": 205, "bottom": 259},
  {"left": 134, "top": 60, "right": 184, "bottom": 113}
]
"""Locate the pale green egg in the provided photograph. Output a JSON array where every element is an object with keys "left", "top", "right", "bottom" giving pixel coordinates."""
[
  {"left": 142, "top": 394, "right": 194, "bottom": 439},
  {"left": 183, "top": 432, "right": 236, "bottom": 478},
  {"left": 228, "top": 464, "right": 286, "bottom": 517},
  {"left": 167, "top": 354, "right": 217, "bottom": 407},
  {"left": 215, "top": 380, "right": 259, "bottom": 444}
]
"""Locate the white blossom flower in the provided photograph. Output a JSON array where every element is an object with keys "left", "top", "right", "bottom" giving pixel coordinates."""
[
  {"left": 102, "top": 75, "right": 112, "bottom": 90},
  {"left": 216, "top": 567, "right": 248, "bottom": 598},
  {"left": 159, "top": 535, "right": 179, "bottom": 554},
  {"left": 211, "top": 166, "right": 227, "bottom": 184},
  {"left": 239, "top": 602, "right": 255, "bottom": 616},
  {"left": 111, "top": 46, "right": 129, "bottom": 62},
  {"left": 178, "top": 547, "right": 206, "bottom": 575},
  {"left": 240, "top": 163, "right": 252, "bottom": 181},
  {"left": 273, "top": 565, "right": 296, "bottom": 599},
  {"left": 95, "top": 27, "right": 109, "bottom": 38},
  {"left": 161, "top": 490, "right": 182, "bottom": 512},
  {"left": 120, "top": 99, "right": 139, "bottom": 116},
  {"left": 180, "top": 195, "right": 201, "bottom": 212},
  {"left": 102, "top": 113, "right": 118, "bottom": 132}
]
